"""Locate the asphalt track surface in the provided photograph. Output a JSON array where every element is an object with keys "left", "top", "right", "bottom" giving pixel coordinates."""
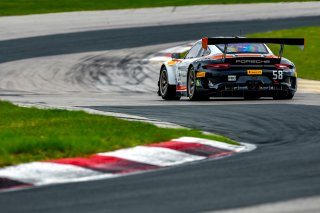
[
  {"left": 1, "top": 16, "right": 320, "bottom": 63},
  {"left": 0, "top": 16, "right": 320, "bottom": 213},
  {"left": 1, "top": 104, "right": 320, "bottom": 213}
]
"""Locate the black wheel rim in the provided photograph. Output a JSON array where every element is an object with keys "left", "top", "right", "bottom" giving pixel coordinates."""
[
  {"left": 160, "top": 69, "right": 168, "bottom": 95},
  {"left": 188, "top": 67, "right": 195, "bottom": 97}
]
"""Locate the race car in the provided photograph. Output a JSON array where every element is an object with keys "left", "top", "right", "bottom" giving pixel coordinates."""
[{"left": 158, "top": 37, "right": 304, "bottom": 100}]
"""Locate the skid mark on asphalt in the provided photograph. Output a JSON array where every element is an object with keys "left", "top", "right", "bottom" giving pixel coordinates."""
[{"left": 68, "top": 53, "right": 157, "bottom": 93}]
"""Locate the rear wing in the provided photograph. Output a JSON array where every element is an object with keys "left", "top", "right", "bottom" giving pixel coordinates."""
[{"left": 202, "top": 37, "right": 305, "bottom": 61}]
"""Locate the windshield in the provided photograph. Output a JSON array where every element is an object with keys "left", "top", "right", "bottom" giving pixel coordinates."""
[{"left": 217, "top": 43, "right": 268, "bottom": 54}]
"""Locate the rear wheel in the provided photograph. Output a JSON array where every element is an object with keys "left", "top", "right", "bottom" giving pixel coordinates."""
[
  {"left": 187, "top": 66, "right": 209, "bottom": 101},
  {"left": 159, "top": 67, "right": 180, "bottom": 100}
]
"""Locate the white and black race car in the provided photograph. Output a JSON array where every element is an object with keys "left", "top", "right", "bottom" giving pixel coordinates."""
[{"left": 158, "top": 37, "right": 304, "bottom": 100}]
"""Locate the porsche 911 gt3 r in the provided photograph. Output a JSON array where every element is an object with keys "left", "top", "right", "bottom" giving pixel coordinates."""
[{"left": 158, "top": 37, "right": 304, "bottom": 100}]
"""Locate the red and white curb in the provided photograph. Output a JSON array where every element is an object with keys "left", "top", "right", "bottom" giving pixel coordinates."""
[{"left": 0, "top": 137, "right": 255, "bottom": 192}]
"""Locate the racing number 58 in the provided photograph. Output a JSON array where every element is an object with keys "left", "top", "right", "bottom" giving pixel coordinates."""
[{"left": 273, "top": 70, "right": 283, "bottom": 80}]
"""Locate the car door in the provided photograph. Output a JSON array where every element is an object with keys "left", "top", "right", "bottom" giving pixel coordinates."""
[{"left": 177, "top": 42, "right": 202, "bottom": 87}]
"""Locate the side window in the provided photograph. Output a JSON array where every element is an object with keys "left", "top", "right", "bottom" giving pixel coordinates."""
[
  {"left": 185, "top": 42, "right": 202, "bottom": 59},
  {"left": 210, "top": 45, "right": 223, "bottom": 55},
  {"left": 199, "top": 48, "right": 211, "bottom": 57}
]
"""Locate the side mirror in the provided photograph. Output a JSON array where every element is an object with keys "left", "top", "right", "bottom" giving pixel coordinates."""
[{"left": 171, "top": 53, "right": 181, "bottom": 59}]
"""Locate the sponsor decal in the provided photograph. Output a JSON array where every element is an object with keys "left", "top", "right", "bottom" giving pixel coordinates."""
[
  {"left": 228, "top": 75, "right": 237, "bottom": 81},
  {"left": 196, "top": 72, "right": 206, "bottom": 78},
  {"left": 247, "top": 70, "right": 262, "bottom": 75}
]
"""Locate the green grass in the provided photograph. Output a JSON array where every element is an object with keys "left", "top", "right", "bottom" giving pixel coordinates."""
[
  {"left": 248, "top": 26, "right": 320, "bottom": 80},
  {"left": 0, "top": 0, "right": 316, "bottom": 16},
  {"left": 0, "top": 101, "right": 236, "bottom": 167}
]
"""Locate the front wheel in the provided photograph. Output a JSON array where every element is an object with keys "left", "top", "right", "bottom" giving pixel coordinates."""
[
  {"left": 187, "top": 66, "right": 209, "bottom": 101},
  {"left": 159, "top": 67, "right": 180, "bottom": 100}
]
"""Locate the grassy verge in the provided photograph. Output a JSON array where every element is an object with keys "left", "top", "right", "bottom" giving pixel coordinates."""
[
  {"left": 0, "top": 101, "right": 237, "bottom": 167},
  {"left": 248, "top": 26, "right": 320, "bottom": 80},
  {"left": 0, "top": 0, "right": 314, "bottom": 16}
]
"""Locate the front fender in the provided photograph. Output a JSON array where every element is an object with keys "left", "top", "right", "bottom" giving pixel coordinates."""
[{"left": 161, "top": 61, "right": 178, "bottom": 85}]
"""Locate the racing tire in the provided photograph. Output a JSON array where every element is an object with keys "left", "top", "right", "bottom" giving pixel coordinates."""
[
  {"left": 159, "top": 67, "right": 180, "bottom": 100},
  {"left": 187, "top": 66, "right": 210, "bottom": 101}
]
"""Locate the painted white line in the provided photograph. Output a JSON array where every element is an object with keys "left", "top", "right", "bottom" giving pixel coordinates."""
[
  {"left": 298, "top": 78, "right": 320, "bottom": 84},
  {"left": 172, "top": 137, "right": 245, "bottom": 152},
  {"left": 157, "top": 43, "right": 193, "bottom": 54},
  {"left": 298, "top": 88, "right": 320, "bottom": 93},
  {"left": 16, "top": 103, "right": 184, "bottom": 129},
  {"left": 0, "top": 162, "right": 110, "bottom": 185},
  {"left": 148, "top": 43, "right": 193, "bottom": 62},
  {"left": 98, "top": 146, "right": 205, "bottom": 167},
  {"left": 299, "top": 84, "right": 320, "bottom": 88},
  {"left": 239, "top": 142, "right": 257, "bottom": 153},
  {"left": 204, "top": 195, "right": 320, "bottom": 213},
  {"left": 148, "top": 56, "right": 172, "bottom": 62}
]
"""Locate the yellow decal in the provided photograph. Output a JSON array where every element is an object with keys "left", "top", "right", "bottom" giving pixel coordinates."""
[
  {"left": 247, "top": 70, "right": 262, "bottom": 75},
  {"left": 294, "top": 72, "right": 298, "bottom": 77},
  {"left": 196, "top": 72, "right": 206, "bottom": 78},
  {"left": 168, "top": 60, "right": 177, "bottom": 66}
]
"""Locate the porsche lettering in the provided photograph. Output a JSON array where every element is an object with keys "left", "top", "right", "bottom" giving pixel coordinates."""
[{"left": 235, "top": 60, "right": 271, "bottom": 64}]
